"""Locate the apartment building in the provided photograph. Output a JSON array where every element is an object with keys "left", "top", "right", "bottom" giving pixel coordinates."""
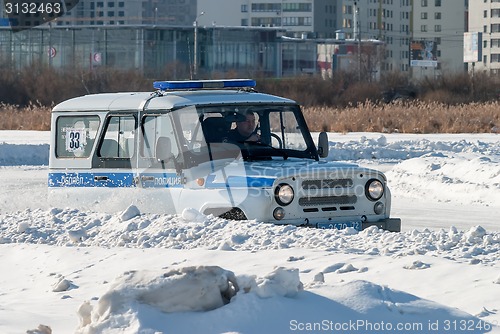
[
  {"left": 0, "top": 0, "right": 202, "bottom": 29},
  {"left": 197, "top": 0, "right": 334, "bottom": 37},
  {"left": 335, "top": 0, "right": 412, "bottom": 74},
  {"left": 412, "top": 0, "right": 467, "bottom": 77},
  {"left": 469, "top": 0, "right": 500, "bottom": 74},
  {"left": 344, "top": 0, "right": 466, "bottom": 75},
  {"left": 46, "top": 0, "right": 196, "bottom": 26},
  {"left": 0, "top": 0, "right": 79, "bottom": 29}
]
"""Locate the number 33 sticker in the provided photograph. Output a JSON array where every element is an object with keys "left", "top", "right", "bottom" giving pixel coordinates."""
[{"left": 66, "top": 128, "right": 87, "bottom": 152}]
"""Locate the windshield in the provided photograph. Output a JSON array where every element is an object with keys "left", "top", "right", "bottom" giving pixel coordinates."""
[{"left": 174, "top": 104, "right": 318, "bottom": 165}]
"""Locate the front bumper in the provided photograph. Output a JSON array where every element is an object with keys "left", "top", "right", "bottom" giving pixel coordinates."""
[{"left": 362, "top": 218, "right": 401, "bottom": 232}]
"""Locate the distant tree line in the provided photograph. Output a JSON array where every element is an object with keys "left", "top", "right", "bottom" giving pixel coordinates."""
[{"left": 1, "top": 62, "right": 500, "bottom": 108}]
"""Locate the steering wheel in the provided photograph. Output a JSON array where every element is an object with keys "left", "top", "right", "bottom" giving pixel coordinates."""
[{"left": 270, "top": 133, "right": 283, "bottom": 149}]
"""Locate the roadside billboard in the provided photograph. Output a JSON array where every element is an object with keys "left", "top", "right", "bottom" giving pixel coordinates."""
[
  {"left": 463, "top": 32, "right": 482, "bottom": 63},
  {"left": 410, "top": 40, "right": 438, "bottom": 67}
]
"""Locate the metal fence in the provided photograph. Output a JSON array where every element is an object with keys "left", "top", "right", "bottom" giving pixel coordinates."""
[{"left": 0, "top": 25, "right": 284, "bottom": 77}]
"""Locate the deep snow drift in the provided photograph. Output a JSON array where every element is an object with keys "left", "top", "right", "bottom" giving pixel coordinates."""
[{"left": 0, "top": 131, "right": 499, "bottom": 334}]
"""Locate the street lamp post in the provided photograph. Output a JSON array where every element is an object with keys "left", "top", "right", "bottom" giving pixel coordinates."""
[
  {"left": 193, "top": 11, "right": 205, "bottom": 79},
  {"left": 48, "top": 21, "right": 53, "bottom": 67},
  {"left": 212, "top": 21, "right": 216, "bottom": 74},
  {"left": 354, "top": 1, "right": 361, "bottom": 81}
]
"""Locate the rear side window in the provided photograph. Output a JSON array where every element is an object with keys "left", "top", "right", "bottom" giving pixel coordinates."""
[
  {"left": 98, "top": 115, "right": 136, "bottom": 158},
  {"left": 56, "top": 116, "right": 100, "bottom": 158}
]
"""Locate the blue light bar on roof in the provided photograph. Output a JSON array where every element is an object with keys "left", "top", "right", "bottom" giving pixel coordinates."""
[{"left": 153, "top": 79, "right": 256, "bottom": 90}]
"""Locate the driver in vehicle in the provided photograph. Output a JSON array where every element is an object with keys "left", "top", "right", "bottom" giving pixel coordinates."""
[{"left": 227, "top": 111, "right": 260, "bottom": 143}]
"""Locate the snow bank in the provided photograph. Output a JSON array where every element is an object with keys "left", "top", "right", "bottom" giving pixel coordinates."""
[
  {"left": 387, "top": 153, "right": 500, "bottom": 206},
  {"left": 325, "top": 133, "right": 500, "bottom": 207},
  {"left": 76, "top": 266, "right": 304, "bottom": 334},
  {"left": 74, "top": 264, "right": 491, "bottom": 334},
  {"left": 76, "top": 266, "right": 238, "bottom": 333},
  {"left": 1, "top": 208, "right": 499, "bottom": 265},
  {"left": 327, "top": 134, "right": 500, "bottom": 162},
  {"left": 0, "top": 143, "right": 49, "bottom": 166}
]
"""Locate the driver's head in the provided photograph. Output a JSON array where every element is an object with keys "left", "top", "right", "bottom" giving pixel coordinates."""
[{"left": 236, "top": 111, "right": 256, "bottom": 137}]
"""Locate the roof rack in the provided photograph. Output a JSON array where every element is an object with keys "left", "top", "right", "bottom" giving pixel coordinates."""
[{"left": 153, "top": 79, "right": 256, "bottom": 91}]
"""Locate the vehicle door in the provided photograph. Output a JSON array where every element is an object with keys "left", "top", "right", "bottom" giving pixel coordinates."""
[
  {"left": 84, "top": 112, "right": 138, "bottom": 210},
  {"left": 136, "top": 112, "right": 184, "bottom": 213},
  {"left": 175, "top": 106, "right": 258, "bottom": 217}
]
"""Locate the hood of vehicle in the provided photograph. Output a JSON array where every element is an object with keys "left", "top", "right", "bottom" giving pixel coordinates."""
[
  {"left": 243, "top": 159, "right": 363, "bottom": 176},
  {"left": 198, "top": 158, "right": 385, "bottom": 189}
]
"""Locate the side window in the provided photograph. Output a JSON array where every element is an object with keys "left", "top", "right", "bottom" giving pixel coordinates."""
[
  {"left": 141, "top": 114, "right": 180, "bottom": 165},
  {"left": 177, "top": 107, "right": 204, "bottom": 152},
  {"left": 98, "top": 115, "right": 136, "bottom": 158},
  {"left": 56, "top": 115, "right": 100, "bottom": 158},
  {"left": 268, "top": 110, "right": 307, "bottom": 151}
]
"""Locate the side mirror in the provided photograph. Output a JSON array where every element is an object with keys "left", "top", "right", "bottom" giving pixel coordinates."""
[
  {"left": 317, "top": 131, "right": 329, "bottom": 158},
  {"left": 156, "top": 136, "right": 174, "bottom": 161}
]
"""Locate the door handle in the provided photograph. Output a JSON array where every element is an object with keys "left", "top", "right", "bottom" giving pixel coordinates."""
[{"left": 94, "top": 175, "right": 108, "bottom": 181}]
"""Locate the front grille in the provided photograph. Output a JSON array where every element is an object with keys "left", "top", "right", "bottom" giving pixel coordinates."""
[
  {"left": 302, "top": 178, "right": 353, "bottom": 190},
  {"left": 298, "top": 195, "right": 357, "bottom": 207}
]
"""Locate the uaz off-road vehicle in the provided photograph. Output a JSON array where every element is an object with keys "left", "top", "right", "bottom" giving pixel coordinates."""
[{"left": 48, "top": 79, "right": 401, "bottom": 232}]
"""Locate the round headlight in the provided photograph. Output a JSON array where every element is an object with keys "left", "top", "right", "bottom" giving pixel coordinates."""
[
  {"left": 273, "top": 207, "right": 286, "bottom": 220},
  {"left": 374, "top": 201, "right": 385, "bottom": 215},
  {"left": 365, "top": 179, "right": 384, "bottom": 201},
  {"left": 275, "top": 183, "right": 294, "bottom": 206}
]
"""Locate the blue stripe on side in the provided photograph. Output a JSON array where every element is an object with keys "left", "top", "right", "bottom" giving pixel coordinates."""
[
  {"left": 49, "top": 172, "right": 273, "bottom": 189},
  {"left": 48, "top": 172, "right": 135, "bottom": 188},
  {"left": 139, "top": 173, "right": 184, "bottom": 188},
  {"left": 205, "top": 175, "right": 275, "bottom": 189}
]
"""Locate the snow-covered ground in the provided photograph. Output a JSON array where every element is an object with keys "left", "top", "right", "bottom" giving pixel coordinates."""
[{"left": 0, "top": 130, "right": 499, "bottom": 334}]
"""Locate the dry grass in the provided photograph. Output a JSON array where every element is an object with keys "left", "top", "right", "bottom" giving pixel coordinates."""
[
  {"left": 0, "top": 102, "right": 51, "bottom": 131},
  {"left": 1, "top": 70, "right": 499, "bottom": 133},
  {"left": 303, "top": 100, "right": 500, "bottom": 134},
  {"left": 1, "top": 100, "right": 498, "bottom": 133}
]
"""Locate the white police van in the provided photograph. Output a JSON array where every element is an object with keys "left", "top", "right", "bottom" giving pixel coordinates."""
[{"left": 48, "top": 79, "right": 401, "bottom": 232}]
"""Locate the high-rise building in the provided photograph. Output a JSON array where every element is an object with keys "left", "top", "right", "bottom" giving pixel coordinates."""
[
  {"left": 412, "top": 0, "right": 467, "bottom": 76},
  {"left": 196, "top": 0, "right": 336, "bottom": 38},
  {"left": 0, "top": 0, "right": 80, "bottom": 29},
  {"left": 51, "top": 0, "right": 196, "bottom": 26},
  {"left": 468, "top": 0, "right": 500, "bottom": 74}
]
